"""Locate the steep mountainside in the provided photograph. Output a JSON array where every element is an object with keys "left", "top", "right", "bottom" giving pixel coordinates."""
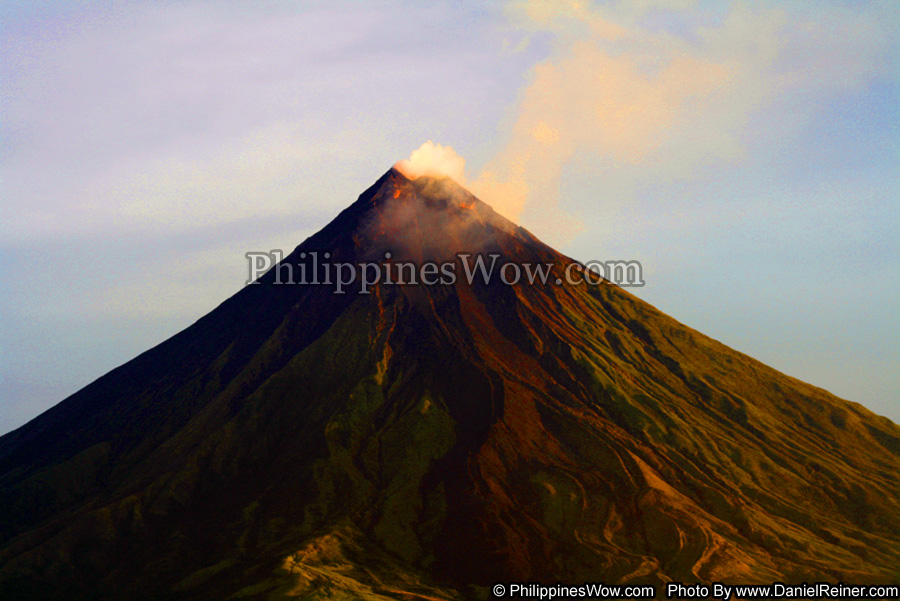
[{"left": 2, "top": 169, "right": 899, "bottom": 600}]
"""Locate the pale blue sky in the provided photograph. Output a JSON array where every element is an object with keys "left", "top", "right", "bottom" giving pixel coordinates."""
[{"left": 1, "top": 0, "right": 898, "bottom": 434}]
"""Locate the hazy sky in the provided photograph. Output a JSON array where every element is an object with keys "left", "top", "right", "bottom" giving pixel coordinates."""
[{"left": 2, "top": 0, "right": 898, "bottom": 434}]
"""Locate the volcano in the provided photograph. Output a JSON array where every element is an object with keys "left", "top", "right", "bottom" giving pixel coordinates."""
[{"left": 2, "top": 169, "right": 899, "bottom": 600}]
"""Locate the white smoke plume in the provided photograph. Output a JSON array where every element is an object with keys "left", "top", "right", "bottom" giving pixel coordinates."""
[{"left": 394, "top": 141, "right": 467, "bottom": 185}]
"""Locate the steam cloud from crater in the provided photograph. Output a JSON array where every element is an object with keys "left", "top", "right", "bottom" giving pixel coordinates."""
[{"left": 394, "top": 141, "right": 468, "bottom": 185}]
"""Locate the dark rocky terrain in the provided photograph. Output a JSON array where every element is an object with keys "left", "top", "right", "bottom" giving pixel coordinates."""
[{"left": 2, "top": 169, "right": 899, "bottom": 600}]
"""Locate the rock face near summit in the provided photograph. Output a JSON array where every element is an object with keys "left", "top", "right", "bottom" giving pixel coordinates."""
[{"left": 1, "top": 168, "right": 899, "bottom": 600}]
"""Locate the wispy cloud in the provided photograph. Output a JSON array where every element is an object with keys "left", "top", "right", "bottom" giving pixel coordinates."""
[{"left": 466, "top": 0, "right": 894, "bottom": 244}]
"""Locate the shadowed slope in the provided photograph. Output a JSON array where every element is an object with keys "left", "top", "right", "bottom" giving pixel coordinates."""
[{"left": 1, "top": 169, "right": 899, "bottom": 600}]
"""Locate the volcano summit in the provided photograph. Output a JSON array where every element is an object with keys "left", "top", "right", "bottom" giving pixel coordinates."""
[{"left": 1, "top": 169, "right": 899, "bottom": 600}]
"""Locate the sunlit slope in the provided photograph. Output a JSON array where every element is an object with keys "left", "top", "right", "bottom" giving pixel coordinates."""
[{"left": 1, "top": 169, "right": 898, "bottom": 600}]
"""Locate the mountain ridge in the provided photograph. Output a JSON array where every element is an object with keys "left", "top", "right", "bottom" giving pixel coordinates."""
[{"left": 1, "top": 168, "right": 899, "bottom": 600}]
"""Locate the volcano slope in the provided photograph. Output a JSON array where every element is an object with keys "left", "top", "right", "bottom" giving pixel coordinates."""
[{"left": 1, "top": 169, "right": 899, "bottom": 600}]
